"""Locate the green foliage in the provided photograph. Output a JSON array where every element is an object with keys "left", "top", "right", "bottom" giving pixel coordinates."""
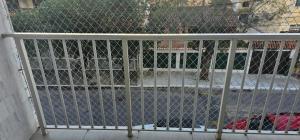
[
  {"left": 12, "top": 0, "right": 145, "bottom": 33},
  {"left": 12, "top": 0, "right": 239, "bottom": 34},
  {"left": 212, "top": 0, "right": 227, "bottom": 5},
  {"left": 146, "top": 4, "right": 238, "bottom": 33}
]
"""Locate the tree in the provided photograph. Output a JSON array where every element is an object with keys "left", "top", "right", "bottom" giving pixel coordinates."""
[
  {"left": 11, "top": 0, "right": 290, "bottom": 81},
  {"left": 238, "top": 0, "right": 289, "bottom": 32},
  {"left": 146, "top": 0, "right": 290, "bottom": 80},
  {"left": 12, "top": 0, "right": 145, "bottom": 33},
  {"left": 11, "top": 0, "right": 146, "bottom": 84},
  {"left": 146, "top": 1, "right": 238, "bottom": 80}
]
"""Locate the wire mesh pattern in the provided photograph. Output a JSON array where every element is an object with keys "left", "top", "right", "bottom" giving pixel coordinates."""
[
  {"left": 8, "top": 33, "right": 299, "bottom": 135},
  {"left": 6, "top": 0, "right": 300, "bottom": 33},
  {"left": 3, "top": 0, "right": 300, "bottom": 136}
]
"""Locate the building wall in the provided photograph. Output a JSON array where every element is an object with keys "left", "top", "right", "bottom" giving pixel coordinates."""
[
  {"left": 280, "top": 0, "right": 300, "bottom": 32},
  {"left": 232, "top": 0, "right": 300, "bottom": 32},
  {"left": 0, "top": 0, "right": 37, "bottom": 140},
  {"left": 231, "top": 0, "right": 250, "bottom": 12},
  {"left": 256, "top": 0, "right": 300, "bottom": 32}
]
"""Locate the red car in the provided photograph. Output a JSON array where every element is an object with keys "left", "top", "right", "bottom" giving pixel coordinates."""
[{"left": 224, "top": 113, "right": 300, "bottom": 131}]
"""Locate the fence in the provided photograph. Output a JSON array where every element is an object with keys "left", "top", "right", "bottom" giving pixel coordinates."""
[
  {"left": 2, "top": 33, "right": 300, "bottom": 139},
  {"left": 8, "top": 0, "right": 300, "bottom": 34}
]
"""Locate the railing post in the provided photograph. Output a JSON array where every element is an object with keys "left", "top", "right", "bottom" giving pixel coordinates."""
[
  {"left": 216, "top": 40, "right": 237, "bottom": 140},
  {"left": 107, "top": 40, "right": 119, "bottom": 128},
  {"left": 14, "top": 38, "right": 47, "bottom": 135},
  {"left": 284, "top": 40, "right": 300, "bottom": 133},
  {"left": 122, "top": 40, "right": 133, "bottom": 137},
  {"left": 139, "top": 40, "right": 145, "bottom": 129}
]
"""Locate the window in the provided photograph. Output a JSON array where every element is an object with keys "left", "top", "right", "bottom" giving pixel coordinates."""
[
  {"left": 297, "top": 0, "right": 300, "bottom": 6},
  {"left": 157, "top": 53, "right": 176, "bottom": 68},
  {"left": 180, "top": 53, "right": 199, "bottom": 69},
  {"left": 215, "top": 53, "right": 247, "bottom": 70},
  {"left": 179, "top": 53, "right": 247, "bottom": 70},
  {"left": 239, "top": 14, "right": 249, "bottom": 23},
  {"left": 289, "top": 24, "right": 300, "bottom": 32},
  {"left": 143, "top": 53, "right": 176, "bottom": 68},
  {"left": 242, "top": 1, "right": 250, "bottom": 7}
]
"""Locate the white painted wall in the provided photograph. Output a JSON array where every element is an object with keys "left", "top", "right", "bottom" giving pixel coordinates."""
[{"left": 0, "top": 0, "right": 37, "bottom": 140}]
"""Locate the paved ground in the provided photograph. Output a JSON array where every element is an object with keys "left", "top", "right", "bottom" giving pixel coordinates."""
[
  {"left": 141, "top": 71, "right": 300, "bottom": 90},
  {"left": 37, "top": 86, "right": 300, "bottom": 130},
  {"left": 30, "top": 129, "right": 300, "bottom": 140},
  {"left": 32, "top": 63, "right": 300, "bottom": 130}
]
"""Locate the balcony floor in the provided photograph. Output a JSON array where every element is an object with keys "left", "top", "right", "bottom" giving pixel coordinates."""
[{"left": 30, "top": 129, "right": 300, "bottom": 140}]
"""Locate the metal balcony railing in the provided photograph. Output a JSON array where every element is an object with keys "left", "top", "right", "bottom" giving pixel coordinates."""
[{"left": 2, "top": 33, "right": 300, "bottom": 139}]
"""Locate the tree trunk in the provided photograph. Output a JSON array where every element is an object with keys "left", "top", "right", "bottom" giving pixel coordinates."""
[{"left": 199, "top": 41, "right": 215, "bottom": 80}]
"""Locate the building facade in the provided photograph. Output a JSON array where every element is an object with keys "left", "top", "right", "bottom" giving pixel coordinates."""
[{"left": 232, "top": 0, "right": 300, "bottom": 33}]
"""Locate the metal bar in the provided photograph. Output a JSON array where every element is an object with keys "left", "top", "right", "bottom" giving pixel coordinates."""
[
  {"left": 271, "top": 48, "right": 300, "bottom": 132},
  {"left": 62, "top": 39, "right": 81, "bottom": 128},
  {"left": 122, "top": 40, "right": 133, "bottom": 137},
  {"left": 139, "top": 40, "right": 145, "bottom": 129},
  {"left": 258, "top": 41, "right": 284, "bottom": 132},
  {"left": 78, "top": 40, "right": 94, "bottom": 127},
  {"left": 232, "top": 41, "right": 253, "bottom": 132},
  {"left": 4, "top": 33, "right": 300, "bottom": 40},
  {"left": 216, "top": 39, "right": 237, "bottom": 140},
  {"left": 107, "top": 40, "right": 118, "bottom": 128},
  {"left": 204, "top": 40, "right": 219, "bottom": 131},
  {"left": 48, "top": 39, "right": 69, "bottom": 128},
  {"left": 179, "top": 41, "right": 188, "bottom": 130},
  {"left": 245, "top": 48, "right": 253, "bottom": 77},
  {"left": 285, "top": 42, "right": 300, "bottom": 133},
  {"left": 176, "top": 52, "right": 180, "bottom": 69},
  {"left": 166, "top": 40, "right": 172, "bottom": 130},
  {"left": 92, "top": 40, "right": 106, "bottom": 128},
  {"left": 245, "top": 41, "right": 269, "bottom": 132},
  {"left": 34, "top": 39, "right": 57, "bottom": 128},
  {"left": 44, "top": 126, "right": 300, "bottom": 135},
  {"left": 14, "top": 38, "right": 47, "bottom": 135},
  {"left": 192, "top": 40, "right": 204, "bottom": 131},
  {"left": 36, "top": 84, "right": 285, "bottom": 89},
  {"left": 154, "top": 41, "right": 158, "bottom": 130}
]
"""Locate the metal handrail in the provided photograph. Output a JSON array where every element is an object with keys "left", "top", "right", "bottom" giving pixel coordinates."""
[
  {"left": 3, "top": 33, "right": 300, "bottom": 140},
  {"left": 2, "top": 32, "right": 300, "bottom": 40}
]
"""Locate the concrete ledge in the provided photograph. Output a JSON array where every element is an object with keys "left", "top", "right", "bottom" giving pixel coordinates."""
[{"left": 30, "top": 129, "right": 300, "bottom": 140}]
